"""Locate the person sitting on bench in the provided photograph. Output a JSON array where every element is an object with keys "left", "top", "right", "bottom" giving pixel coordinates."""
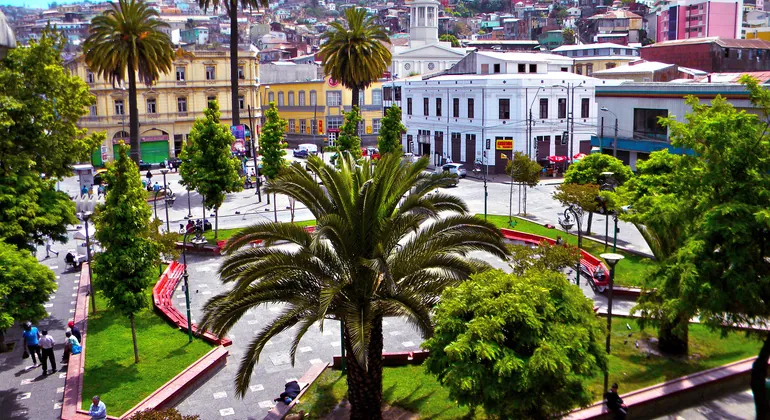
[{"left": 274, "top": 380, "right": 301, "bottom": 405}]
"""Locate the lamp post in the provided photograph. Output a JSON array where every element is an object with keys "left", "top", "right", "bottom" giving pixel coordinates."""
[
  {"left": 482, "top": 150, "right": 489, "bottom": 220},
  {"left": 79, "top": 212, "right": 96, "bottom": 313},
  {"left": 160, "top": 169, "right": 176, "bottom": 232},
  {"left": 247, "top": 104, "right": 262, "bottom": 202},
  {"left": 600, "top": 107, "right": 618, "bottom": 157},
  {"left": 181, "top": 226, "right": 207, "bottom": 343},
  {"left": 558, "top": 204, "right": 584, "bottom": 286},
  {"left": 600, "top": 252, "right": 624, "bottom": 395},
  {"left": 261, "top": 86, "right": 271, "bottom": 206},
  {"left": 521, "top": 86, "right": 544, "bottom": 216},
  {"left": 154, "top": 188, "right": 163, "bottom": 221}
]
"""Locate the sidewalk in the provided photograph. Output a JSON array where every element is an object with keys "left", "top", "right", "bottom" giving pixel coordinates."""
[{"left": 465, "top": 173, "right": 565, "bottom": 186}]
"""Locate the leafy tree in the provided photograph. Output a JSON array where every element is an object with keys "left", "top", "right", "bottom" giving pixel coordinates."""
[
  {"left": 377, "top": 105, "right": 405, "bottom": 155},
  {"left": 563, "top": 28, "right": 576, "bottom": 45},
  {"left": 333, "top": 106, "right": 363, "bottom": 163},
  {"left": 199, "top": 154, "right": 508, "bottom": 419},
  {"left": 84, "top": 0, "right": 174, "bottom": 164},
  {"left": 320, "top": 8, "right": 391, "bottom": 109},
  {"left": 127, "top": 408, "right": 200, "bottom": 420},
  {"left": 563, "top": 153, "right": 632, "bottom": 232},
  {"left": 439, "top": 33, "right": 460, "bottom": 47},
  {"left": 93, "top": 142, "right": 162, "bottom": 364},
  {"left": 424, "top": 269, "right": 607, "bottom": 419},
  {"left": 178, "top": 101, "right": 243, "bottom": 240},
  {"left": 505, "top": 151, "right": 542, "bottom": 215},
  {"left": 453, "top": 1, "right": 472, "bottom": 18},
  {"left": 259, "top": 102, "right": 287, "bottom": 181},
  {"left": 198, "top": 0, "right": 267, "bottom": 126},
  {"left": 552, "top": 183, "right": 600, "bottom": 235},
  {"left": 508, "top": 241, "right": 580, "bottom": 276},
  {"left": 0, "top": 29, "right": 103, "bottom": 250},
  {"left": 0, "top": 241, "right": 57, "bottom": 352}
]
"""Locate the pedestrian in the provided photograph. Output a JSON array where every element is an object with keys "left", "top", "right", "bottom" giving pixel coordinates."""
[
  {"left": 22, "top": 322, "right": 42, "bottom": 368},
  {"left": 39, "top": 329, "right": 56, "bottom": 375},
  {"left": 81, "top": 185, "right": 88, "bottom": 196},
  {"left": 153, "top": 182, "right": 161, "bottom": 192},
  {"left": 145, "top": 170, "right": 152, "bottom": 181},
  {"left": 605, "top": 383, "right": 628, "bottom": 420},
  {"left": 45, "top": 237, "right": 59, "bottom": 258},
  {"left": 68, "top": 320, "right": 82, "bottom": 343},
  {"left": 555, "top": 236, "right": 565, "bottom": 246},
  {"left": 61, "top": 330, "right": 80, "bottom": 363},
  {"left": 89, "top": 395, "right": 107, "bottom": 420}
]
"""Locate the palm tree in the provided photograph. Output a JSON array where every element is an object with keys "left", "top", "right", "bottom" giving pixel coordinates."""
[
  {"left": 83, "top": 0, "right": 174, "bottom": 164},
  {"left": 320, "top": 7, "right": 391, "bottom": 109},
  {"left": 200, "top": 154, "right": 509, "bottom": 419},
  {"left": 199, "top": 0, "right": 267, "bottom": 127}
]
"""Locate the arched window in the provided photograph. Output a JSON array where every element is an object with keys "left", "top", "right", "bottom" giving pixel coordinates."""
[
  {"left": 310, "top": 90, "right": 317, "bottom": 106},
  {"left": 298, "top": 91, "right": 306, "bottom": 106},
  {"left": 288, "top": 91, "right": 295, "bottom": 106},
  {"left": 278, "top": 92, "right": 285, "bottom": 106},
  {"left": 268, "top": 91, "right": 275, "bottom": 103}
]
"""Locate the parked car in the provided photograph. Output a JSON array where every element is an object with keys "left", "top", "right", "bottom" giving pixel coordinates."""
[
  {"left": 293, "top": 148, "right": 309, "bottom": 158},
  {"left": 138, "top": 160, "right": 152, "bottom": 171},
  {"left": 166, "top": 157, "right": 182, "bottom": 171},
  {"left": 436, "top": 163, "right": 467, "bottom": 178},
  {"left": 293, "top": 143, "right": 318, "bottom": 158}
]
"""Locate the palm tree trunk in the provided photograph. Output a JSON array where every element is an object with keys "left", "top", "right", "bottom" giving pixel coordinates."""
[
  {"left": 345, "top": 316, "right": 384, "bottom": 420},
  {"left": 127, "top": 66, "right": 141, "bottom": 164},
  {"left": 0, "top": 329, "right": 6, "bottom": 353},
  {"left": 229, "top": 0, "right": 240, "bottom": 127},
  {"left": 351, "top": 86, "right": 360, "bottom": 109},
  {"left": 586, "top": 211, "right": 593, "bottom": 235},
  {"left": 752, "top": 333, "right": 770, "bottom": 419},
  {"left": 130, "top": 314, "right": 139, "bottom": 364}
]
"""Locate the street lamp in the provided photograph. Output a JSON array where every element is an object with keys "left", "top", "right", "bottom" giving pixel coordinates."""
[
  {"left": 598, "top": 172, "right": 619, "bottom": 252},
  {"left": 600, "top": 107, "right": 618, "bottom": 157},
  {"left": 181, "top": 225, "right": 207, "bottom": 343},
  {"left": 558, "top": 204, "right": 584, "bottom": 286},
  {"left": 160, "top": 169, "right": 176, "bottom": 232},
  {"left": 78, "top": 212, "right": 96, "bottom": 313},
  {"left": 600, "top": 252, "right": 624, "bottom": 395}
]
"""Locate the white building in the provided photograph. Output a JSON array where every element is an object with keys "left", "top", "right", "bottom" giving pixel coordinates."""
[
  {"left": 390, "top": 0, "right": 468, "bottom": 77},
  {"left": 390, "top": 51, "right": 621, "bottom": 174}
]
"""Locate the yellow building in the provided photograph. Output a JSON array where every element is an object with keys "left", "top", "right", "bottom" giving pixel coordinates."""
[
  {"left": 70, "top": 47, "right": 260, "bottom": 165},
  {"left": 746, "top": 28, "right": 770, "bottom": 42},
  {"left": 258, "top": 77, "right": 386, "bottom": 148}
]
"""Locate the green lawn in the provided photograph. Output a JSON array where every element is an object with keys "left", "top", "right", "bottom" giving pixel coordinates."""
[
  {"left": 483, "top": 214, "right": 657, "bottom": 288},
  {"left": 295, "top": 317, "right": 760, "bottom": 419},
  {"left": 82, "top": 285, "right": 213, "bottom": 416},
  {"left": 177, "top": 219, "right": 316, "bottom": 243}
]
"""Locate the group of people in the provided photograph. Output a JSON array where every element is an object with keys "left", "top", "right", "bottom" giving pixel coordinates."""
[
  {"left": 22, "top": 320, "right": 81, "bottom": 375},
  {"left": 80, "top": 183, "right": 106, "bottom": 197}
]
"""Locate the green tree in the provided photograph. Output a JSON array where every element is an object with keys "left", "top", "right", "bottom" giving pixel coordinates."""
[
  {"left": 334, "top": 106, "right": 363, "bottom": 162},
  {"left": 199, "top": 154, "right": 508, "bottom": 419},
  {"left": 178, "top": 101, "right": 243, "bottom": 240},
  {"left": 563, "top": 28, "right": 576, "bottom": 45},
  {"left": 198, "top": 0, "right": 267, "bottom": 126},
  {"left": 424, "top": 269, "right": 607, "bottom": 419},
  {"left": 552, "top": 183, "right": 601, "bottom": 235},
  {"left": 377, "top": 105, "right": 405, "bottom": 155},
  {"left": 0, "top": 241, "right": 57, "bottom": 351},
  {"left": 508, "top": 241, "right": 580, "bottom": 276},
  {"left": 93, "top": 142, "right": 162, "bottom": 364},
  {"left": 439, "top": 33, "right": 460, "bottom": 47},
  {"left": 320, "top": 7, "right": 391, "bottom": 109},
  {"left": 84, "top": 0, "right": 174, "bottom": 164},
  {"left": 259, "top": 102, "right": 287, "bottom": 180},
  {"left": 505, "top": 151, "right": 542, "bottom": 215},
  {"left": 563, "top": 153, "right": 632, "bottom": 232}
]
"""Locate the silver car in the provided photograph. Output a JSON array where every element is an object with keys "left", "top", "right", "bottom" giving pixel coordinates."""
[{"left": 437, "top": 163, "right": 467, "bottom": 178}]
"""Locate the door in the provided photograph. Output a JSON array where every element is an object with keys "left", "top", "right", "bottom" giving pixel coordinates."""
[
  {"left": 464, "top": 134, "right": 476, "bottom": 164},
  {"left": 140, "top": 141, "right": 170, "bottom": 164},
  {"left": 434, "top": 131, "right": 444, "bottom": 166},
  {"left": 451, "top": 133, "right": 461, "bottom": 162},
  {"left": 554, "top": 134, "right": 569, "bottom": 157},
  {"left": 537, "top": 136, "right": 551, "bottom": 164}
]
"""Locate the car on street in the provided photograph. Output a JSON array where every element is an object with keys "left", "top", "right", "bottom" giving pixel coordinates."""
[
  {"left": 436, "top": 163, "right": 467, "bottom": 178},
  {"left": 293, "top": 143, "right": 318, "bottom": 158}
]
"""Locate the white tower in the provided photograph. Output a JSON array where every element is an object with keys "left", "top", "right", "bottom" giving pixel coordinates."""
[{"left": 408, "top": 0, "right": 440, "bottom": 49}]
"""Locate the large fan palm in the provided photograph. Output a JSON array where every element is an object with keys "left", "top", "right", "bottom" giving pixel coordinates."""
[
  {"left": 199, "top": 0, "right": 267, "bottom": 126},
  {"left": 83, "top": 0, "right": 173, "bottom": 164},
  {"left": 320, "top": 7, "right": 392, "bottom": 108},
  {"left": 200, "top": 154, "right": 509, "bottom": 419}
]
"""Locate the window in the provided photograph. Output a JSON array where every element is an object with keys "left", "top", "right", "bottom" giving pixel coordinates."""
[
  {"left": 539, "top": 98, "right": 548, "bottom": 119},
  {"left": 177, "top": 97, "right": 187, "bottom": 113},
  {"left": 453, "top": 98, "right": 460, "bottom": 118},
  {"left": 372, "top": 89, "right": 382, "bottom": 106},
  {"left": 277, "top": 92, "right": 285, "bottom": 106},
  {"left": 207, "top": 95, "right": 216, "bottom": 103},
  {"left": 327, "top": 91, "right": 342, "bottom": 106},
  {"left": 327, "top": 116, "right": 343, "bottom": 130},
  {"left": 481, "top": 64, "right": 489, "bottom": 74},
  {"left": 518, "top": 63, "right": 526, "bottom": 73},
  {"left": 238, "top": 95, "right": 245, "bottom": 110},
  {"left": 358, "top": 119, "right": 365, "bottom": 136},
  {"left": 359, "top": 90, "right": 365, "bottom": 106},
  {"left": 238, "top": 66, "right": 245, "bottom": 80},
  {"left": 581, "top": 98, "right": 590, "bottom": 118},
  {"left": 394, "top": 87, "right": 402, "bottom": 101},
  {"left": 423, "top": 97, "right": 429, "bottom": 115},
  {"left": 586, "top": 63, "right": 593, "bottom": 76},
  {"left": 372, "top": 118, "right": 381, "bottom": 134},
  {"left": 268, "top": 91, "right": 275, "bottom": 103},
  {"left": 114, "top": 99, "right": 125, "bottom": 115},
  {"left": 176, "top": 66, "right": 186, "bottom": 81},
  {"left": 87, "top": 70, "right": 95, "bottom": 84},
  {"left": 436, "top": 98, "right": 442, "bottom": 117},
  {"left": 499, "top": 98, "right": 510, "bottom": 120},
  {"left": 288, "top": 119, "right": 296, "bottom": 133},
  {"left": 300, "top": 119, "right": 307, "bottom": 134},
  {"left": 147, "top": 98, "right": 157, "bottom": 114},
  {"left": 407, "top": 98, "right": 413, "bottom": 115},
  {"left": 298, "top": 91, "right": 306, "bottom": 106},
  {"left": 468, "top": 98, "right": 474, "bottom": 119},
  {"left": 493, "top": 63, "right": 501, "bottom": 73},
  {"left": 383, "top": 86, "right": 393, "bottom": 101},
  {"left": 288, "top": 91, "right": 295, "bottom": 106},
  {"left": 605, "top": 62, "right": 616, "bottom": 69},
  {"left": 633, "top": 108, "right": 668, "bottom": 140},
  {"left": 205, "top": 66, "right": 216, "bottom": 80},
  {"left": 89, "top": 104, "right": 97, "bottom": 116},
  {"left": 310, "top": 90, "right": 317, "bottom": 105},
  {"left": 529, "top": 64, "right": 537, "bottom": 73},
  {"left": 558, "top": 98, "right": 567, "bottom": 119}
]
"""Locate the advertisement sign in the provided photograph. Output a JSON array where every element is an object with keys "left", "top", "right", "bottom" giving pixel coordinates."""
[
  {"left": 496, "top": 139, "right": 513, "bottom": 150},
  {"left": 230, "top": 125, "right": 246, "bottom": 140}
]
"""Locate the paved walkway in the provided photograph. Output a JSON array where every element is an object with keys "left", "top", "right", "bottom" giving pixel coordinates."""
[{"left": 0, "top": 241, "right": 80, "bottom": 420}]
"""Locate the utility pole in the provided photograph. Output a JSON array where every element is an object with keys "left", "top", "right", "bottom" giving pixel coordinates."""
[
  {"left": 613, "top": 118, "right": 618, "bottom": 158},
  {"left": 248, "top": 105, "right": 262, "bottom": 202}
]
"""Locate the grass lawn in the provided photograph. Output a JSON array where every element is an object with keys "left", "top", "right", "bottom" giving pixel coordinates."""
[
  {"left": 176, "top": 219, "right": 316, "bottom": 243},
  {"left": 483, "top": 214, "right": 657, "bottom": 288},
  {"left": 82, "top": 284, "right": 213, "bottom": 415},
  {"left": 295, "top": 317, "right": 760, "bottom": 419}
]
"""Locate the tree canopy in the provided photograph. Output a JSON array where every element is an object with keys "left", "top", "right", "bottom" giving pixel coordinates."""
[
  {"left": 377, "top": 105, "right": 405, "bottom": 155},
  {"left": 439, "top": 34, "right": 460, "bottom": 47},
  {"left": 259, "top": 102, "right": 287, "bottom": 180},
  {"left": 335, "top": 106, "right": 363, "bottom": 161},
  {"left": 564, "top": 153, "right": 633, "bottom": 186}
]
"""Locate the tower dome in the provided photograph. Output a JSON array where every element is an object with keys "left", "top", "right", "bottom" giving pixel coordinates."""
[{"left": 0, "top": 9, "right": 17, "bottom": 59}]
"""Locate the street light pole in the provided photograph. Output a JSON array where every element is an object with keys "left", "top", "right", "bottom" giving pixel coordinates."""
[
  {"left": 181, "top": 226, "right": 206, "bottom": 343},
  {"left": 601, "top": 107, "right": 618, "bottom": 158},
  {"left": 558, "top": 204, "right": 583, "bottom": 286},
  {"left": 154, "top": 189, "right": 162, "bottom": 221},
  {"left": 80, "top": 212, "right": 96, "bottom": 313},
  {"left": 600, "top": 253, "right": 624, "bottom": 395},
  {"left": 160, "top": 169, "right": 173, "bottom": 233},
  {"left": 248, "top": 104, "right": 262, "bottom": 202}
]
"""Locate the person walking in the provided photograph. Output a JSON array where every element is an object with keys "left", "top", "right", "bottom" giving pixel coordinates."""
[
  {"left": 68, "top": 320, "right": 82, "bottom": 344},
  {"left": 39, "top": 329, "right": 56, "bottom": 375},
  {"left": 605, "top": 383, "right": 628, "bottom": 420},
  {"left": 45, "top": 237, "right": 59, "bottom": 259},
  {"left": 22, "top": 322, "right": 42, "bottom": 368},
  {"left": 89, "top": 395, "right": 107, "bottom": 420}
]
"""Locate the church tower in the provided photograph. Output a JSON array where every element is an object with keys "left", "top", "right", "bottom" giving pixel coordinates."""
[{"left": 408, "top": 0, "right": 440, "bottom": 49}]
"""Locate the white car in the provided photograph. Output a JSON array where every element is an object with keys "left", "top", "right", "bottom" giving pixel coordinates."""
[{"left": 436, "top": 163, "right": 467, "bottom": 178}]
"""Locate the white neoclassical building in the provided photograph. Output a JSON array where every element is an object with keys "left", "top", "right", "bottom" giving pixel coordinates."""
[{"left": 390, "top": 0, "right": 468, "bottom": 77}]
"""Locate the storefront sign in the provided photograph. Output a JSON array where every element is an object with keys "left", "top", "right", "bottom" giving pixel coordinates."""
[
  {"left": 496, "top": 139, "right": 513, "bottom": 150},
  {"left": 230, "top": 125, "right": 246, "bottom": 140}
]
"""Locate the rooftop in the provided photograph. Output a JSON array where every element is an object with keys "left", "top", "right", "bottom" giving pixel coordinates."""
[
  {"left": 589, "top": 9, "right": 642, "bottom": 19},
  {"left": 552, "top": 43, "right": 638, "bottom": 52},
  {"left": 475, "top": 50, "right": 573, "bottom": 63},
  {"left": 694, "top": 71, "right": 770, "bottom": 83},
  {"left": 644, "top": 37, "right": 770, "bottom": 50},
  {"left": 592, "top": 60, "right": 674, "bottom": 74}
]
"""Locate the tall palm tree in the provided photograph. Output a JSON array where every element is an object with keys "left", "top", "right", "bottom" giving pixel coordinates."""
[
  {"left": 200, "top": 154, "right": 509, "bottom": 419},
  {"left": 83, "top": 0, "right": 174, "bottom": 164},
  {"left": 320, "top": 8, "right": 391, "bottom": 109},
  {"left": 199, "top": 0, "right": 267, "bottom": 127}
]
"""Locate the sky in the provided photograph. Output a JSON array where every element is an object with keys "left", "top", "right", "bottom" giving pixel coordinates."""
[{"left": 1, "top": 0, "right": 83, "bottom": 9}]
